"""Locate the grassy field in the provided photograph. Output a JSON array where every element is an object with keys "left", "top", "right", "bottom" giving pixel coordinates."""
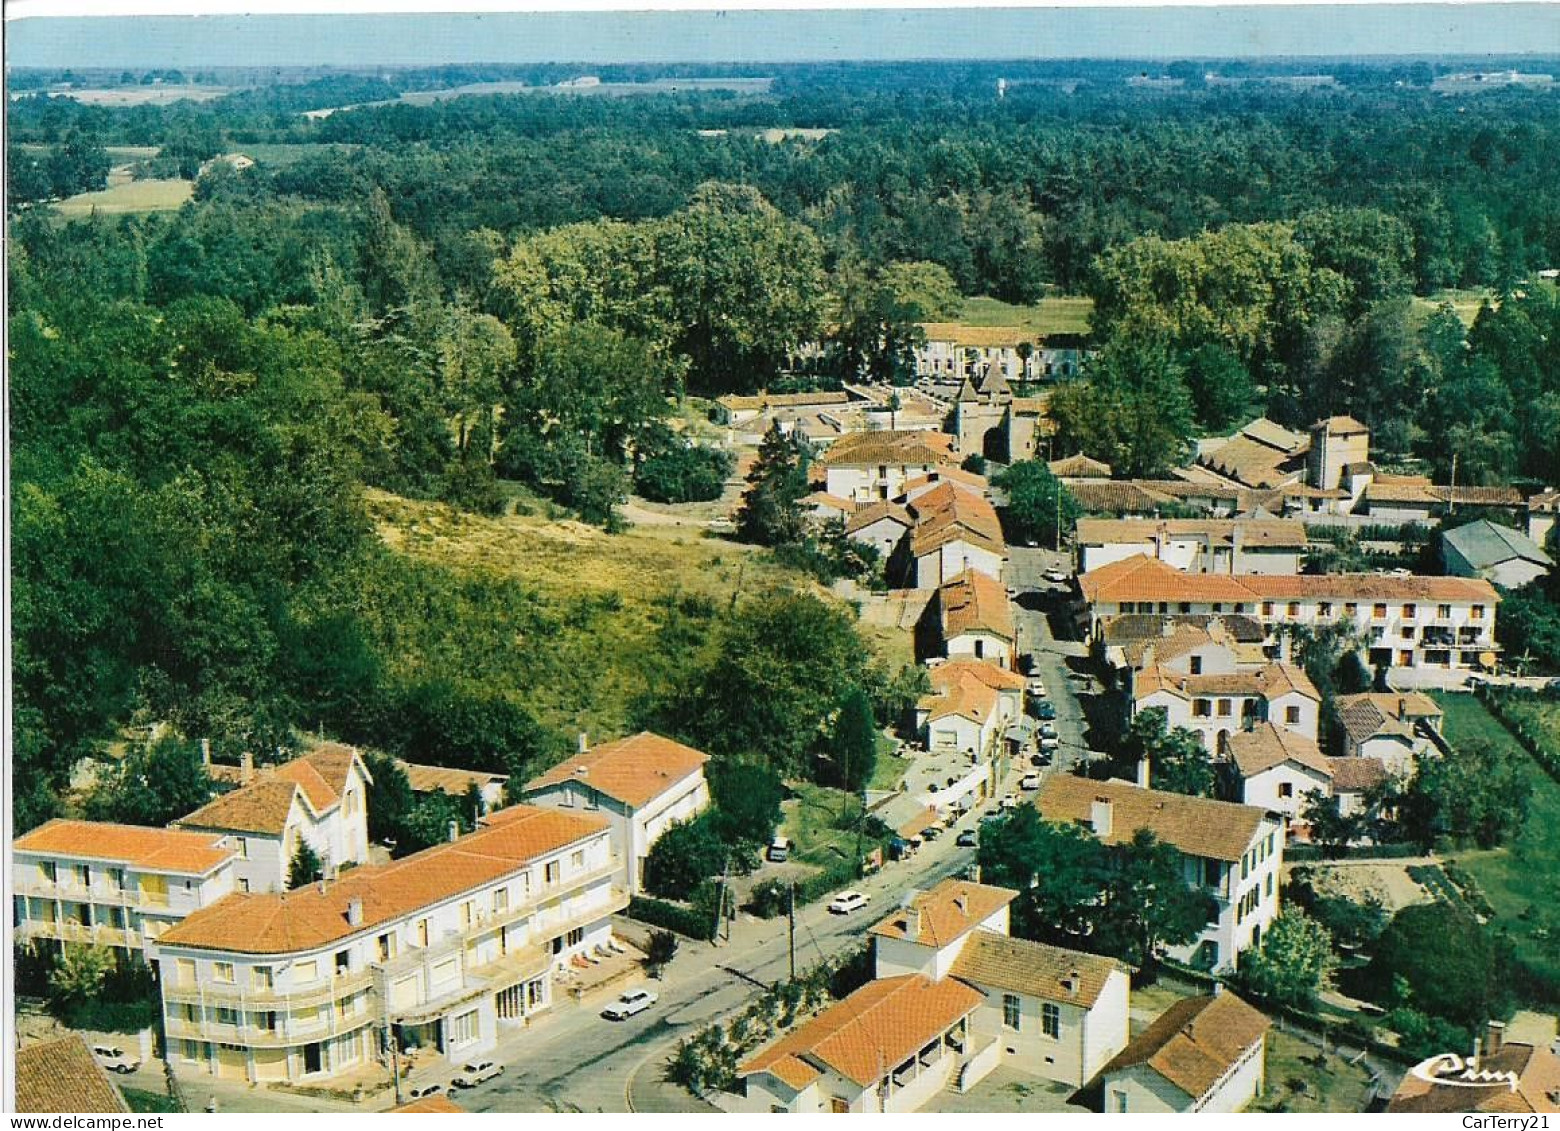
[
  {"left": 1434, "top": 692, "right": 1560, "bottom": 984},
  {"left": 54, "top": 179, "right": 192, "bottom": 215},
  {"left": 868, "top": 734, "right": 908, "bottom": 791},
  {"left": 55, "top": 85, "right": 232, "bottom": 106},
  {"left": 781, "top": 782, "right": 870, "bottom": 867},
  {"left": 1409, "top": 288, "right": 1496, "bottom": 329},
  {"left": 956, "top": 294, "right": 1095, "bottom": 337},
  {"left": 1253, "top": 1029, "right": 1376, "bottom": 1113},
  {"left": 368, "top": 489, "right": 910, "bottom": 740}
]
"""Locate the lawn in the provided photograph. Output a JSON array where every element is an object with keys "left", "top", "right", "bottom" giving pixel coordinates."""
[
  {"left": 1252, "top": 1029, "right": 1376, "bottom": 1113},
  {"left": 1433, "top": 692, "right": 1560, "bottom": 984},
  {"left": 868, "top": 734, "right": 908, "bottom": 792},
  {"left": 955, "top": 294, "right": 1095, "bottom": 337},
  {"left": 781, "top": 782, "right": 870, "bottom": 867},
  {"left": 1409, "top": 288, "right": 1495, "bottom": 329},
  {"left": 54, "top": 179, "right": 192, "bottom": 215}
]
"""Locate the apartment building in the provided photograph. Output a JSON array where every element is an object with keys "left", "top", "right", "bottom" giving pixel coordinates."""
[
  {"left": 1079, "top": 554, "right": 1500, "bottom": 673},
  {"left": 521, "top": 731, "right": 710, "bottom": 896},
  {"left": 1036, "top": 776, "right": 1284, "bottom": 973},
  {"left": 13, "top": 820, "right": 238, "bottom": 957},
  {"left": 152, "top": 805, "right": 626, "bottom": 1085},
  {"left": 176, "top": 743, "right": 373, "bottom": 894}
]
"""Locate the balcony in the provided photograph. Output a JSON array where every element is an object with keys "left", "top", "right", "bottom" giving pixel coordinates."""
[
  {"left": 16, "top": 919, "right": 137, "bottom": 949},
  {"left": 14, "top": 879, "right": 174, "bottom": 913},
  {"left": 385, "top": 945, "right": 551, "bottom": 1027},
  {"left": 163, "top": 1010, "right": 371, "bottom": 1049},
  {"left": 161, "top": 967, "right": 375, "bottom": 1011}
]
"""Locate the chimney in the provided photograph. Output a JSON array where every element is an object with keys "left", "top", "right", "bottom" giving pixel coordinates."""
[
  {"left": 1230, "top": 523, "right": 1244, "bottom": 574},
  {"left": 903, "top": 906, "right": 922, "bottom": 939},
  {"left": 954, "top": 894, "right": 967, "bottom": 916},
  {"left": 1067, "top": 969, "right": 1081, "bottom": 998},
  {"left": 1161, "top": 616, "right": 1176, "bottom": 638},
  {"left": 201, "top": 738, "right": 211, "bottom": 766},
  {"left": 448, "top": 820, "right": 460, "bottom": 843},
  {"left": 1091, "top": 797, "right": 1113, "bottom": 838},
  {"left": 346, "top": 896, "right": 363, "bottom": 927},
  {"left": 1486, "top": 1020, "right": 1505, "bottom": 1057},
  {"left": 1136, "top": 757, "right": 1151, "bottom": 789},
  {"left": 577, "top": 731, "right": 589, "bottom": 754},
  {"left": 240, "top": 749, "right": 254, "bottom": 783}
]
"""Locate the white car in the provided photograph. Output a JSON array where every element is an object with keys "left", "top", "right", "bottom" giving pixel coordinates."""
[
  {"left": 1020, "top": 772, "right": 1042, "bottom": 790},
  {"left": 601, "top": 988, "right": 659, "bottom": 1020},
  {"left": 452, "top": 1061, "right": 504, "bottom": 1088},
  {"left": 1027, "top": 679, "right": 1047, "bottom": 697},
  {"left": 92, "top": 1046, "right": 141, "bottom": 1074},
  {"left": 1044, "top": 568, "right": 1070, "bottom": 584},
  {"left": 407, "top": 1082, "right": 448, "bottom": 1100},
  {"left": 1040, "top": 735, "right": 1060, "bottom": 751},
  {"left": 1000, "top": 793, "right": 1020, "bottom": 810},
  {"left": 828, "top": 890, "right": 871, "bottom": 915}
]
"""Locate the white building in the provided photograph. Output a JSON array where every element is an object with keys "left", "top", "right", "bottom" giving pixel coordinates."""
[
  {"left": 925, "top": 569, "right": 1016, "bottom": 669},
  {"left": 176, "top": 744, "right": 373, "bottom": 895},
  {"left": 912, "top": 660, "right": 1025, "bottom": 814},
  {"left": 1079, "top": 554, "right": 1501, "bottom": 674},
  {"left": 13, "top": 821, "right": 239, "bottom": 957},
  {"left": 1036, "top": 776, "right": 1284, "bottom": 973},
  {"left": 1334, "top": 692, "right": 1444, "bottom": 774},
  {"left": 152, "top": 805, "right": 626, "bottom": 1085},
  {"left": 521, "top": 732, "right": 710, "bottom": 896},
  {"left": 1130, "top": 662, "right": 1320, "bottom": 755},
  {"left": 843, "top": 502, "right": 913, "bottom": 562},
  {"left": 735, "top": 880, "right": 1130, "bottom": 1112},
  {"left": 820, "top": 430, "right": 956, "bottom": 504},
  {"left": 1102, "top": 989, "right": 1271, "bottom": 1113},
  {"left": 1443, "top": 519, "right": 1554, "bottom": 590},
  {"left": 400, "top": 763, "right": 508, "bottom": 816},
  {"left": 1075, "top": 518, "right": 1306, "bottom": 576},
  {"left": 908, "top": 482, "right": 1007, "bottom": 589}
]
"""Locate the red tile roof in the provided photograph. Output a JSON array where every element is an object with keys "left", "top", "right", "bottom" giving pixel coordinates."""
[
  {"left": 15, "top": 819, "right": 235, "bottom": 875},
  {"left": 524, "top": 732, "right": 709, "bottom": 810},
  {"left": 1103, "top": 991, "right": 1271, "bottom": 1102},
  {"left": 15, "top": 1036, "right": 128, "bottom": 1113},
  {"left": 1036, "top": 775, "right": 1272, "bottom": 863},
  {"left": 938, "top": 569, "right": 1014, "bottom": 643},
  {"left": 867, "top": 879, "right": 1017, "bottom": 947}
]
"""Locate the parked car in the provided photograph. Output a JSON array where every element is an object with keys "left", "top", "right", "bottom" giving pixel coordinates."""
[
  {"left": 1020, "top": 772, "right": 1042, "bottom": 790},
  {"left": 979, "top": 811, "right": 1006, "bottom": 825},
  {"left": 920, "top": 825, "right": 941, "bottom": 841},
  {"left": 1035, "top": 702, "right": 1057, "bottom": 720},
  {"left": 766, "top": 836, "right": 791, "bottom": 863},
  {"left": 828, "top": 890, "right": 871, "bottom": 915},
  {"left": 1027, "top": 678, "right": 1047, "bottom": 697},
  {"left": 1000, "top": 793, "right": 1019, "bottom": 810},
  {"left": 601, "top": 988, "right": 659, "bottom": 1020},
  {"left": 452, "top": 1061, "right": 504, "bottom": 1088},
  {"left": 1031, "top": 751, "right": 1052, "bottom": 767},
  {"left": 1039, "top": 722, "right": 1058, "bottom": 739},
  {"left": 92, "top": 1047, "right": 140, "bottom": 1075},
  {"left": 1040, "top": 735, "right": 1060, "bottom": 751},
  {"left": 1044, "top": 568, "right": 1070, "bottom": 584},
  {"left": 407, "top": 1083, "right": 448, "bottom": 1100},
  {"left": 955, "top": 829, "right": 978, "bottom": 848}
]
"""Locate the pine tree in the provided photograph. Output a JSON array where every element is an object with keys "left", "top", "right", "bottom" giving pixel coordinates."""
[{"left": 735, "top": 422, "right": 810, "bottom": 546}]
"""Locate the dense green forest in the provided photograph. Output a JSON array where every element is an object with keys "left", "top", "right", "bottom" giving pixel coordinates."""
[{"left": 11, "top": 63, "right": 1560, "bottom": 830}]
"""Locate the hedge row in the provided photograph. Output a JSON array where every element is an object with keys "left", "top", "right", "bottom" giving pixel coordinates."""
[
  {"left": 626, "top": 895, "right": 716, "bottom": 942},
  {"left": 1477, "top": 685, "right": 1560, "bottom": 788},
  {"left": 746, "top": 861, "right": 861, "bottom": 919},
  {"left": 1286, "top": 842, "right": 1425, "bottom": 862}
]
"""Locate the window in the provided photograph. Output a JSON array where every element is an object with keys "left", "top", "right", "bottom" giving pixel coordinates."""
[
  {"left": 1266, "top": 874, "right": 1274, "bottom": 897},
  {"left": 493, "top": 889, "right": 509, "bottom": 914},
  {"left": 335, "top": 950, "right": 350, "bottom": 975},
  {"left": 1266, "top": 832, "right": 1276, "bottom": 854},
  {"left": 106, "top": 867, "right": 124, "bottom": 891},
  {"left": 1318, "top": 602, "right": 1332, "bottom": 618},
  {"left": 257, "top": 1010, "right": 278, "bottom": 1033},
  {"left": 39, "top": 862, "right": 56, "bottom": 884},
  {"left": 238, "top": 878, "right": 250, "bottom": 893},
  {"left": 545, "top": 861, "right": 561, "bottom": 885},
  {"left": 376, "top": 933, "right": 394, "bottom": 962},
  {"left": 214, "top": 962, "right": 235, "bottom": 984},
  {"left": 1401, "top": 627, "right": 1415, "bottom": 640},
  {"left": 295, "top": 960, "right": 317, "bottom": 983},
  {"left": 216, "top": 1006, "right": 239, "bottom": 1026},
  {"left": 183, "top": 1040, "right": 201, "bottom": 1062},
  {"left": 1189, "top": 656, "right": 1203, "bottom": 675},
  {"left": 1179, "top": 602, "right": 1192, "bottom": 614},
  {"left": 1113, "top": 1092, "right": 1129, "bottom": 1114},
  {"left": 1217, "top": 699, "right": 1232, "bottom": 718},
  {"left": 416, "top": 919, "right": 429, "bottom": 947},
  {"left": 236, "top": 838, "right": 249, "bottom": 860},
  {"left": 1193, "top": 699, "right": 1212, "bottom": 718},
  {"left": 1241, "top": 853, "right": 1251, "bottom": 880},
  {"left": 566, "top": 927, "right": 585, "bottom": 947},
  {"left": 460, "top": 901, "right": 474, "bottom": 929},
  {"left": 1278, "top": 782, "right": 1293, "bottom": 799},
  {"left": 73, "top": 864, "right": 90, "bottom": 888},
  {"left": 1402, "top": 604, "right": 1416, "bottom": 619},
  {"left": 1002, "top": 994, "right": 1022, "bottom": 1030},
  {"left": 1203, "top": 859, "right": 1222, "bottom": 887},
  {"left": 831, "top": 1099, "right": 850, "bottom": 1114},
  {"left": 175, "top": 958, "right": 196, "bottom": 986},
  {"left": 1262, "top": 602, "right": 1274, "bottom": 617},
  {"left": 1438, "top": 604, "right": 1452, "bottom": 620},
  {"left": 1287, "top": 602, "right": 1300, "bottom": 617},
  {"left": 570, "top": 850, "right": 585, "bottom": 870},
  {"left": 1285, "top": 705, "right": 1301, "bottom": 725},
  {"left": 1344, "top": 602, "right": 1358, "bottom": 618},
  {"left": 1041, "top": 1003, "right": 1061, "bottom": 1039},
  {"left": 1472, "top": 604, "right": 1485, "bottom": 620},
  {"left": 449, "top": 1009, "right": 479, "bottom": 1048},
  {"left": 1373, "top": 603, "right": 1387, "bottom": 619},
  {"left": 1211, "top": 603, "right": 1224, "bottom": 614},
  {"left": 251, "top": 966, "right": 273, "bottom": 992}
]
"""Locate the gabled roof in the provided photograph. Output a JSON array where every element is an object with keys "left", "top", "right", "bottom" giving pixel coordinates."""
[
  {"left": 1075, "top": 518, "right": 1308, "bottom": 551},
  {"left": 739, "top": 974, "right": 983, "bottom": 1089},
  {"left": 15, "top": 1036, "right": 128, "bottom": 1113},
  {"left": 717, "top": 391, "right": 852, "bottom": 412},
  {"left": 1099, "top": 613, "right": 1267, "bottom": 648},
  {"left": 929, "top": 658, "right": 1027, "bottom": 692},
  {"left": 1198, "top": 434, "right": 1305, "bottom": 488},
  {"left": 1103, "top": 991, "right": 1271, "bottom": 1102},
  {"left": 1036, "top": 775, "right": 1272, "bottom": 863},
  {"left": 845, "top": 501, "right": 912, "bottom": 535},
  {"left": 909, "top": 482, "right": 1006, "bottom": 559},
  {"left": 919, "top": 323, "right": 1037, "bottom": 349},
  {"left": 177, "top": 744, "right": 369, "bottom": 836},
  {"left": 820, "top": 429, "right": 955, "bottom": 469},
  {"left": 158, "top": 806, "right": 610, "bottom": 955},
  {"left": 803, "top": 491, "right": 858, "bottom": 516},
  {"left": 15, "top": 819, "right": 235, "bottom": 876},
  {"left": 401, "top": 762, "right": 508, "bottom": 797},
  {"left": 1326, "top": 757, "right": 1390, "bottom": 793},
  {"left": 1335, "top": 692, "right": 1442, "bottom": 748},
  {"left": 1311, "top": 415, "right": 1369, "bottom": 436},
  {"left": 867, "top": 879, "right": 1017, "bottom": 947},
  {"left": 1117, "top": 621, "right": 1249, "bottom": 671},
  {"left": 903, "top": 465, "right": 990, "bottom": 494},
  {"left": 1227, "top": 723, "right": 1332, "bottom": 780},
  {"left": 1049, "top": 453, "right": 1113, "bottom": 479},
  {"left": 1081, "top": 554, "right": 1501, "bottom": 606},
  {"left": 525, "top": 732, "right": 709, "bottom": 810},
  {"left": 918, "top": 669, "right": 1000, "bottom": 724},
  {"left": 1080, "top": 555, "right": 1254, "bottom": 606},
  {"left": 1239, "top": 417, "right": 1308, "bottom": 453},
  {"left": 938, "top": 569, "right": 1014, "bottom": 643},
  {"left": 1445, "top": 519, "right": 1554, "bottom": 571},
  {"left": 1389, "top": 1041, "right": 1560, "bottom": 1114},
  {"left": 950, "top": 930, "right": 1127, "bottom": 1008}
]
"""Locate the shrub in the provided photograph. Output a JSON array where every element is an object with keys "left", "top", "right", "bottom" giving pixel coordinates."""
[
  {"left": 635, "top": 445, "right": 733, "bottom": 504},
  {"left": 627, "top": 895, "right": 716, "bottom": 941}
]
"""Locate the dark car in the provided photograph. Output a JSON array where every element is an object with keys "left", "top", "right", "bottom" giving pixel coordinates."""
[
  {"left": 1035, "top": 702, "right": 1057, "bottom": 721},
  {"left": 956, "top": 829, "right": 978, "bottom": 848}
]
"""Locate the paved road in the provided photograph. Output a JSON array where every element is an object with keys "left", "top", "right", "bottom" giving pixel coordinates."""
[
  {"left": 1006, "top": 545, "right": 1096, "bottom": 774},
  {"left": 452, "top": 822, "right": 984, "bottom": 1113}
]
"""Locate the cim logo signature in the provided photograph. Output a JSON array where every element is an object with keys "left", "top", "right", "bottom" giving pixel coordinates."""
[{"left": 1408, "top": 1052, "right": 1520, "bottom": 1093}]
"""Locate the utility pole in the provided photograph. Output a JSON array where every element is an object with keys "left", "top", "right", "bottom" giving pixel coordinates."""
[
  {"left": 1055, "top": 475, "right": 1062, "bottom": 554},
  {"left": 712, "top": 856, "right": 731, "bottom": 945},
  {"left": 788, "top": 883, "right": 797, "bottom": 983},
  {"left": 1449, "top": 452, "right": 1458, "bottom": 516}
]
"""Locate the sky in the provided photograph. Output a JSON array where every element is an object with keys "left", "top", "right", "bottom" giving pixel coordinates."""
[{"left": 8, "top": 4, "right": 1559, "bottom": 68}]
